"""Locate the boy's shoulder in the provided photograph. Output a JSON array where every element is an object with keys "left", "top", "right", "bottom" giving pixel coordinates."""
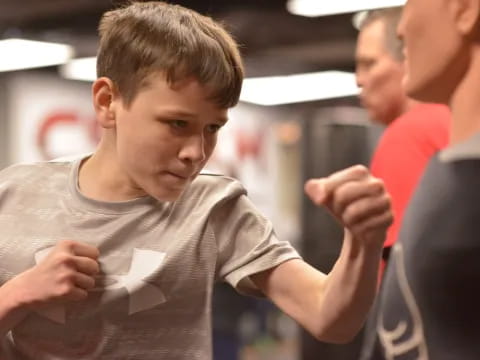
[
  {"left": 181, "top": 172, "right": 247, "bottom": 208},
  {"left": 0, "top": 158, "right": 74, "bottom": 189}
]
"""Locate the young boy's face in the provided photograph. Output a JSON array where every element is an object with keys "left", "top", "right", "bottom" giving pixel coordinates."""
[
  {"left": 398, "top": 0, "right": 470, "bottom": 104},
  {"left": 112, "top": 73, "right": 228, "bottom": 201}
]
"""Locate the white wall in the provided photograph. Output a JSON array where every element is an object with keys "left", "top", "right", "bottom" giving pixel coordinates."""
[{"left": 7, "top": 72, "right": 97, "bottom": 164}]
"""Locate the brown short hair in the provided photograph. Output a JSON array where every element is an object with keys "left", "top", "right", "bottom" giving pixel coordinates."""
[
  {"left": 357, "top": 7, "right": 404, "bottom": 61},
  {"left": 97, "top": 1, "right": 244, "bottom": 108}
]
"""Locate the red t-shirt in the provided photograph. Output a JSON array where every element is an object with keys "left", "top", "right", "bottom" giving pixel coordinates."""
[{"left": 371, "top": 104, "right": 450, "bottom": 250}]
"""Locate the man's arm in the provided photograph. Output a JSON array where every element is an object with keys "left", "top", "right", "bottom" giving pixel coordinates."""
[{"left": 251, "top": 165, "right": 391, "bottom": 343}]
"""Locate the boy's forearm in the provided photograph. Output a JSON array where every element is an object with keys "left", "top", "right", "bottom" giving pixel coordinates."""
[
  {"left": 317, "top": 231, "right": 383, "bottom": 343},
  {"left": 0, "top": 279, "right": 29, "bottom": 338}
]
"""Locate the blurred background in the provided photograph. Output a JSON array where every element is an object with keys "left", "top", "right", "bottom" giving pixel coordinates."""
[{"left": 0, "top": 0, "right": 404, "bottom": 359}]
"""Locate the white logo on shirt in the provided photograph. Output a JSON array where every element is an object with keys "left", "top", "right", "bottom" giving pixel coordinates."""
[
  {"left": 377, "top": 244, "right": 429, "bottom": 360},
  {"left": 34, "top": 247, "right": 167, "bottom": 324}
]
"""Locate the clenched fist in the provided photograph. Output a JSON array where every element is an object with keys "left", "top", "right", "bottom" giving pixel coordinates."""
[
  {"left": 12, "top": 240, "right": 100, "bottom": 309},
  {"left": 305, "top": 165, "right": 393, "bottom": 246}
]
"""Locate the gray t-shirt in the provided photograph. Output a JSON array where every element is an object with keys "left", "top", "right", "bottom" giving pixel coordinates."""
[{"left": 0, "top": 157, "right": 300, "bottom": 360}]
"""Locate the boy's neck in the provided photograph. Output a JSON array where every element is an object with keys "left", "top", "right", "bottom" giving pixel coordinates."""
[
  {"left": 78, "top": 138, "right": 147, "bottom": 202},
  {"left": 449, "top": 46, "right": 480, "bottom": 145}
]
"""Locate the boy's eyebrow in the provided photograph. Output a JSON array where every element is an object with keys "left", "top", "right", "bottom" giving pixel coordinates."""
[{"left": 158, "top": 109, "right": 229, "bottom": 124}]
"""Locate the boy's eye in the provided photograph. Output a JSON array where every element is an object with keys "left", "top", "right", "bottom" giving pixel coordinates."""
[{"left": 169, "top": 120, "right": 188, "bottom": 128}]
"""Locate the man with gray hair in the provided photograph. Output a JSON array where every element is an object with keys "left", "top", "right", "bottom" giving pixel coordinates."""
[
  {"left": 356, "top": 7, "right": 410, "bottom": 125},
  {"left": 355, "top": 7, "right": 450, "bottom": 271}
]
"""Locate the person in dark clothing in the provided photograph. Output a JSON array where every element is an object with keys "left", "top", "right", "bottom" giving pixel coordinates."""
[{"left": 361, "top": 0, "right": 480, "bottom": 358}]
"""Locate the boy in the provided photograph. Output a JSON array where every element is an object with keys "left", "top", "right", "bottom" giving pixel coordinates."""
[
  {"left": 0, "top": 2, "right": 392, "bottom": 359},
  {"left": 361, "top": 0, "right": 480, "bottom": 359}
]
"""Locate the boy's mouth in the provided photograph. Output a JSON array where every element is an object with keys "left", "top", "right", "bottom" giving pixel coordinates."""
[{"left": 165, "top": 171, "right": 190, "bottom": 180}]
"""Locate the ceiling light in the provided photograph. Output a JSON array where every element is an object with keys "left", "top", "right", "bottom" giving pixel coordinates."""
[
  {"left": 240, "top": 71, "right": 359, "bottom": 106},
  {"left": 60, "top": 60, "right": 359, "bottom": 106},
  {"left": 59, "top": 57, "right": 97, "bottom": 81},
  {"left": 287, "top": 0, "right": 406, "bottom": 17},
  {"left": 0, "top": 39, "right": 74, "bottom": 72}
]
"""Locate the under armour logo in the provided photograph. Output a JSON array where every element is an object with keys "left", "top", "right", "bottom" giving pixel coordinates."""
[
  {"left": 34, "top": 247, "right": 167, "bottom": 324},
  {"left": 377, "top": 244, "right": 429, "bottom": 360}
]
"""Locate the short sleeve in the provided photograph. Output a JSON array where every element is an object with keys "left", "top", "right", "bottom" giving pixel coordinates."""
[{"left": 211, "top": 194, "right": 301, "bottom": 296}]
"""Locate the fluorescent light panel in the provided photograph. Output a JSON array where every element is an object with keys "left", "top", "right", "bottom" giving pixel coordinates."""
[
  {"left": 61, "top": 59, "right": 358, "bottom": 106},
  {"left": 60, "top": 57, "right": 97, "bottom": 81},
  {"left": 287, "top": 0, "right": 406, "bottom": 17},
  {"left": 240, "top": 71, "right": 359, "bottom": 106},
  {"left": 0, "top": 39, "right": 74, "bottom": 72}
]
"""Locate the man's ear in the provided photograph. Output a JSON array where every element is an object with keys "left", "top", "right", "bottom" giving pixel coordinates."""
[
  {"left": 92, "top": 77, "right": 120, "bottom": 129},
  {"left": 450, "top": 0, "right": 480, "bottom": 37}
]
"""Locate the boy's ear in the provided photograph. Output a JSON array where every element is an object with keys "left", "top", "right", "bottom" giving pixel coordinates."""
[
  {"left": 450, "top": 0, "right": 480, "bottom": 37},
  {"left": 92, "top": 77, "right": 119, "bottom": 129}
]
